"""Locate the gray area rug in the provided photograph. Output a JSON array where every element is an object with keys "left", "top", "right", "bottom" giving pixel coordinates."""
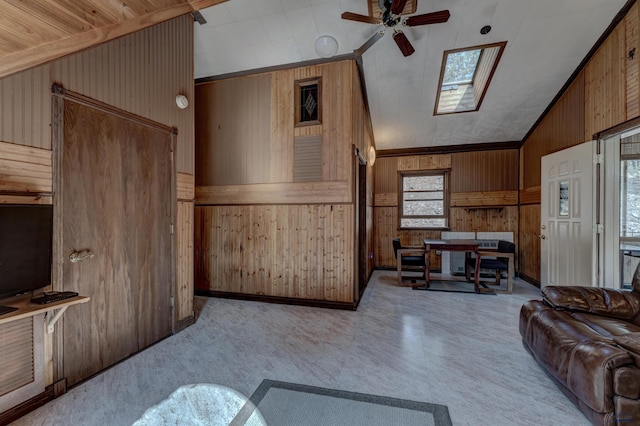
[{"left": 231, "top": 379, "right": 453, "bottom": 426}]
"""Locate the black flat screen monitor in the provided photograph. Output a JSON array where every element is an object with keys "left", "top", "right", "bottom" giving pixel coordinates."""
[{"left": 0, "top": 204, "right": 53, "bottom": 299}]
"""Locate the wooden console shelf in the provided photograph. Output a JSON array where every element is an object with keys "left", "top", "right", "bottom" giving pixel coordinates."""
[{"left": 0, "top": 295, "right": 90, "bottom": 333}]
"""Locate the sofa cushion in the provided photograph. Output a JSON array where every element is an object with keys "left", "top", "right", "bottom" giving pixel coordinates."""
[
  {"left": 521, "top": 303, "right": 611, "bottom": 384},
  {"left": 569, "top": 312, "right": 640, "bottom": 338},
  {"left": 543, "top": 286, "right": 640, "bottom": 323}
]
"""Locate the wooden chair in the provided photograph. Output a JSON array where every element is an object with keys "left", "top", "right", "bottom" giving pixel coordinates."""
[
  {"left": 465, "top": 240, "right": 515, "bottom": 293},
  {"left": 393, "top": 238, "right": 426, "bottom": 285}
]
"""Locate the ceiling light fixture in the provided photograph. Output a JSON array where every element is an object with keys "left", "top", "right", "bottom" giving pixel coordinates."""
[
  {"left": 480, "top": 25, "right": 492, "bottom": 35},
  {"left": 314, "top": 35, "right": 339, "bottom": 58}
]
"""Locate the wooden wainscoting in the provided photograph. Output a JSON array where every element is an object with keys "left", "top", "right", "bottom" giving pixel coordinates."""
[
  {"left": 519, "top": 204, "right": 541, "bottom": 283},
  {"left": 195, "top": 204, "right": 354, "bottom": 303},
  {"left": 176, "top": 173, "right": 195, "bottom": 328},
  {"left": 176, "top": 201, "right": 194, "bottom": 329}
]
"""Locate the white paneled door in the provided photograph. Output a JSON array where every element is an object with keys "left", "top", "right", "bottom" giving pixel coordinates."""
[{"left": 541, "top": 141, "right": 597, "bottom": 287}]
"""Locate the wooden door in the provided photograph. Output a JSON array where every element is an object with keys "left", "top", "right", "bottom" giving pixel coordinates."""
[
  {"left": 60, "top": 99, "right": 173, "bottom": 387},
  {"left": 540, "top": 141, "right": 596, "bottom": 287}
]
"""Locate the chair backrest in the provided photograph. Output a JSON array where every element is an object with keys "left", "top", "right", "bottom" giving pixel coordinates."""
[
  {"left": 497, "top": 240, "right": 515, "bottom": 254},
  {"left": 392, "top": 238, "right": 402, "bottom": 258}
]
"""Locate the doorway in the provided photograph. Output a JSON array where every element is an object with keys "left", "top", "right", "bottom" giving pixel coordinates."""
[
  {"left": 540, "top": 141, "right": 597, "bottom": 287},
  {"left": 601, "top": 127, "right": 640, "bottom": 289},
  {"left": 53, "top": 89, "right": 175, "bottom": 387}
]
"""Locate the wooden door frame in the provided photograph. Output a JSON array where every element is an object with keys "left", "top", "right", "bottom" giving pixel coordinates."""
[{"left": 50, "top": 84, "right": 177, "bottom": 389}]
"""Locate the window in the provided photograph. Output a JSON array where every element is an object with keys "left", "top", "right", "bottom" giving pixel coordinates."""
[
  {"left": 399, "top": 171, "right": 449, "bottom": 229},
  {"left": 435, "top": 42, "right": 506, "bottom": 115},
  {"left": 620, "top": 140, "right": 640, "bottom": 239},
  {"left": 295, "top": 78, "right": 322, "bottom": 126}
]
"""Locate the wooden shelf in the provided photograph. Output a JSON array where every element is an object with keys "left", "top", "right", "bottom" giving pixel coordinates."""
[
  {"left": 463, "top": 206, "right": 504, "bottom": 213},
  {"left": 0, "top": 295, "right": 90, "bottom": 333}
]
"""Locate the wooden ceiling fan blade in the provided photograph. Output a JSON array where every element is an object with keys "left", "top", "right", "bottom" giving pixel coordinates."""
[
  {"left": 393, "top": 31, "right": 415, "bottom": 57},
  {"left": 405, "top": 10, "right": 450, "bottom": 26},
  {"left": 390, "top": 0, "right": 409, "bottom": 15},
  {"left": 341, "top": 11, "right": 380, "bottom": 25},
  {"left": 355, "top": 31, "right": 385, "bottom": 56}
]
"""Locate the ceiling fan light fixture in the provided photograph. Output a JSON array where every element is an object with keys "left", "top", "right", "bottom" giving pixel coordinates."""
[{"left": 314, "top": 35, "right": 339, "bottom": 58}]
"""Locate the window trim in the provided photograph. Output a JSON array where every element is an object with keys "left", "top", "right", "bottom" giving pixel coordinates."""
[
  {"left": 397, "top": 170, "right": 450, "bottom": 230},
  {"left": 295, "top": 77, "right": 322, "bottom": 127},
  {"left": 434, "top": 41, "right": 507, "bottom": 116}
]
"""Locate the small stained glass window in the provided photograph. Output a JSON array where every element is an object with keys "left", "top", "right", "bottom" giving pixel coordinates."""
[{"left": 295, "top": 78, "right": 322, "bottom": 126}]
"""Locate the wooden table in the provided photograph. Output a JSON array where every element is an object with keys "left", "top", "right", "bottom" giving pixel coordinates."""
[{"left": 416, "top": 239, "right": 484, "bottom": 293}]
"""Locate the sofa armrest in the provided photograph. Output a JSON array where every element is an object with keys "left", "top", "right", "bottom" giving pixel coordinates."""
[
  {"left": 615, "top": 333, "right": 640, "bottom": 361},
  {"left": 543, "top": 286, "right": 640, "bottom": 321}
]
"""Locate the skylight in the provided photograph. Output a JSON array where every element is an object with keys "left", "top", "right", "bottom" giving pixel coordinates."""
[
  {"left": 442, "top": 49, "right": 481, "bottom": 85},
  {"left": 435, "top": 42, "right": 507, "bottom": 115}
]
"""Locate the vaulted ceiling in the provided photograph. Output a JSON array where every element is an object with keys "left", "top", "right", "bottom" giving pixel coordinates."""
[
  {"left": 193, "top": 0, "right": 630, "bottom": 150},
  {"left": 0, "top": 0, "right": 630, "bottom": 151}
]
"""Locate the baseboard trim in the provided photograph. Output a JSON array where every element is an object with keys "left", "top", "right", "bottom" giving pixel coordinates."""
[
  {"left": 518, "top": 273, "right": 540, "bottom": 288},
  {"left": 0, "top": 383, "right": 56, "bottom": 425},
  {"left": 176, "top": 315, "right": 195, "bottom": 332},
  {"left": 195, "top": 290, "right": 357, "bottom": 311}
]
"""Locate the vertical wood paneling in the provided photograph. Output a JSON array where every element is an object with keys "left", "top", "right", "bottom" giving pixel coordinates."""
[
  {"left": 0, "top": 15, "right": 194, "bottom": 173},
  {"left": 176, "top": 201, "right": 194, "bottom": 322},
  {"left": 520, "top": 204, "right": 541, "bottom": 281},
  {"left": 270, "top": 70, "right": 295, "bottom": 183},
  {"left": 584, "top": 24, "right": 626, "bottom": 140},
  {"left": 450, "top": 150, "right": 518, "bottom": 192},
  {"left": 196, "top": 60, "right": 354, "bottom": 189},
  {"left": 449, "top": 206, "right": 518, "bottom": 234},
  {"left": 177, "top": 173, "right": 195, "bottom": 201},
  {"left": 521, "top": 71, "right": 585, "bottom": 189},
  {"left": 374, "top": 157, "right": 398, "bottom": 195},
  {"left": 195, "top": 205, "right": 354, "bottom": 303},
  {"left": 195, "top": 74, "right": 271, "bottom": 186},
  {"left": 627, "top": 1, "right": 640, "bottom": 120}
]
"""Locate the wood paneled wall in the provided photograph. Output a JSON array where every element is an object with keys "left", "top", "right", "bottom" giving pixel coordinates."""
[
  {"left": 584, "top": 24, "right": 627, "bottom": 141},
  {"left": 0, "top": 141, "right": 52, "bottom": 195},
  {"left": 374, "top": 150, "right": 519, "bottom": 268},
  {"left": 520, "top": 1, "right": 640, "bottom": 283},
  {"left": 0, "top": 14, "right": 196, "bottom": 400},
  {"left": 0, "top": 16, "right": 195, "bottom": 173},
  {"left": 196, "top": 60, "right": 354, "bottom": 195},
  {"left": 195, "top": 59, "right": 372, "bottom": 305},
  {"left": 195, "top": 205, "right": 354, "bottom": 302},
  {"left": 520, "top": 73, "right": 586, "bottom": 190}
]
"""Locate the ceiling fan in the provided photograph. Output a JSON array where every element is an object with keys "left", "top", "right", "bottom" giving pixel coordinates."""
[{"left": 341, "top": 0, "right": 450, "bottom": 57}]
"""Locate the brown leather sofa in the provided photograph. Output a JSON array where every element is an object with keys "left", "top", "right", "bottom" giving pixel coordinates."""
[{"left": 519, "top": 267, "right": 640, "bottom": 425}]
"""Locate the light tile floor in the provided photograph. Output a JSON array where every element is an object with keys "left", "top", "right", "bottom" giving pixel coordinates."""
[{"left": 12, "top": 271, "right": 590, "bottom": 425}]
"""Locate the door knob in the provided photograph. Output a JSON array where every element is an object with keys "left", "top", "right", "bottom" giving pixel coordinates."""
[{"left": 70, "top": 250, "right": 94, "bottom": 263}]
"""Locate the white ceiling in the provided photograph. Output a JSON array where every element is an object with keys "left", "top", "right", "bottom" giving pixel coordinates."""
[{"left": 194, "top": 0, "right": 628, "bottom": 150}]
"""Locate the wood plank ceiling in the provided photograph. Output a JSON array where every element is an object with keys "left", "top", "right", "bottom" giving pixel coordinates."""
[{"left": 0, "top": 0, "right": 226, "bottom": 79}]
